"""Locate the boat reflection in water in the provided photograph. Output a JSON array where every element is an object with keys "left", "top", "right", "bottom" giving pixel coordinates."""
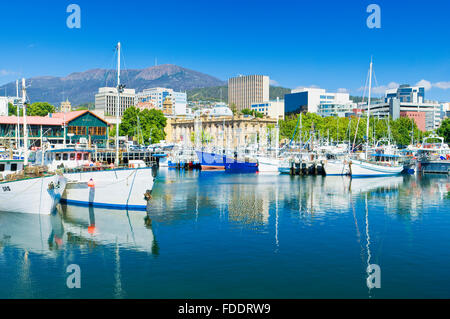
[
  {"left": 0, "top": 204, "right": 158, "bottom": 257},
  {"left": 2, "top": 168, "right": 449, "bottom": 298}
]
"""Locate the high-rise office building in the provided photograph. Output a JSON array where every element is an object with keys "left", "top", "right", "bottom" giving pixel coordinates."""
[
  {"left": 135, "top": 87, "right": 187, "bottom": 116},
  {"left": 94, "top": 87, "right": 136, "bottom": 118},
  {"left": 228, "top": 75, "right": 269, "bottom": 112}
]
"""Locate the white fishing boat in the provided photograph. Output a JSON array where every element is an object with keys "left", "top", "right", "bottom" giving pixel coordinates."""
[
  {"left": 35, "top": 147, "right": 155, "bottom": 210},
  {"left": 33, "top": 43, "right": 156, "bottom": 210},
  {"left": 62, "top": 163, "right": 154, "bottom": 210},
  {"left": 347, "top": 158, "right": 403, "bottom": 177},
  {"left": 0, "top": 172, "right": 66, "bottom": 215},
  {"left": 0, "top": 79, "right": 67, "bottom": 215}
]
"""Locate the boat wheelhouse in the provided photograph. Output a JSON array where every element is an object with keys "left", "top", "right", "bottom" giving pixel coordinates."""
[
  {"left": 33, "top": 147, "right": 93, "bottom": 171},
  {"left": 0, "top": 159, "right": 25, "bottom": 180}
]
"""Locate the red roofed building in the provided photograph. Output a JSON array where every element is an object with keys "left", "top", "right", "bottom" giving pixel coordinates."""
[{"left": 0, "top": 110, "right": 109, "bottom": 148}]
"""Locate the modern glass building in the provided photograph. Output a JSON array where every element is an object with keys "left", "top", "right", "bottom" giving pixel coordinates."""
[
  {"left": 284, "top": 88, "right": 355, "bottom": 116},
  {"left": 385, "top": 84, "right": 425, "bottom": 104}
]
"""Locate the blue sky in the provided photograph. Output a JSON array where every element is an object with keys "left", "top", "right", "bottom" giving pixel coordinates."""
[{"left": 1, "top": 0, "right": 449, "bottom": 101}]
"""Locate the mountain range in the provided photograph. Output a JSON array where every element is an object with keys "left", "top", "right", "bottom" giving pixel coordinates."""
[{"left": 0, "top": 64, "right": 226, "bottom": 107}]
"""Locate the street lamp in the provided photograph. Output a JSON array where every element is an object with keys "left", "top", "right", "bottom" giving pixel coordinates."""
[{"left": 67, "top": 133, "right": 74, "bottom": 145}]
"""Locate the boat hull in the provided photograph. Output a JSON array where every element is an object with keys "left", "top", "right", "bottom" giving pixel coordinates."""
[
  {"left": 257, "top": 157, "right": 280, "bottom": 174},
  {"left": 324, "top": 160, "right": 350, "bottom": 176},
  {"left": 225, "top": 161, "right": 258, "bottom": 173},
  {"left": 61, "top": 168, "right": 155, "bottom": 210},
  {"left": 196, "top": 151, "right": 226, "bottom": 170},
  {"left": 0, "top": 174, "right": 66, "bottom": 214},
  {"left": 349, "top": 160, "right": 404, "bottom": 177}
]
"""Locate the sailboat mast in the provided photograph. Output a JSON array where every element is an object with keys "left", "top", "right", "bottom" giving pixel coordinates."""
[
  {"left": 366, "top": 58, "right": 373, "bottom": 159},
  {"left": 21, "top": 78, "right": 28, "bottom": 165},
  {"left": 16, "top": 80, "right": 19, "bottom": 148},
  {"left": 115, "top": 42, "right": 121, "bottom": 166}
]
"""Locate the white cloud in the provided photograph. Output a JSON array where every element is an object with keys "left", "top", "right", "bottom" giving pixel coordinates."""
[
  {"left": 416, "top": 79, "right": 432, "bottom": 91},
  {"left": 294, "top": 84, "right": 320, "bottom": 91},
  {"left": 361, "top": 82, "right": 399, "bottom": 95},
  {"left": 337, "top": 88, "right": 349, "bottom": 93},
  {"left": 0, "top": 69, "right": 15, "bottom": 76},
  {"left": 433, "top": 81, "right": 450, "bottom": 90},
  {"left": 269, "top": 79, "right": 279, "bottom": 86}
]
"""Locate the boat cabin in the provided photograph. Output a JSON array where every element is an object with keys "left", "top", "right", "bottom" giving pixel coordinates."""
[
  {"left": 40, "top": 148, "right": 94, "bottom": 171},
  {"left": 0, "top": 159, "right": 25, "bottom": 180}
]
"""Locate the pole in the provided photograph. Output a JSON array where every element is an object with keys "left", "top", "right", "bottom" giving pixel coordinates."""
[
  {"left": 366, "top": 58, "right": 373, "bottom": 160},
  {"left": 22, "top": 78, "right": 28, "bottom": 165},
  {"left": 115, "top": 42, "right": 121, "bottom": 166},
  {"left": 16, "top": 80, "right": 19, "bottom": 148}
]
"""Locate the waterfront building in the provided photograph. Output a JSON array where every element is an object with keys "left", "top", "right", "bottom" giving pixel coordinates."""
[
  {"left": 135, "top": 87, "right": 187, "bottom": 115},
  {"left": 165, "top": 114, "right": 277, "bottom": 148},
  {"left": 0, "top": 110, "right": 109, "bottom": 148},
  {"left": 284, "top": 87, "right": 355, "bottom": 116},
  {"left": 363, "top": 84, "right": 441, "bottom": 131},
  {"left": 94, "top": 87, "right": 136, "bottom": 118},
  {"left": 60, "top": 99, "right": 72, "bottom": 113},
  {"left": 251, "top": 98, "right": 285, "bottom": 119},
  {"left": 228, "top": 75, "right": 269, "bottom": 112}
]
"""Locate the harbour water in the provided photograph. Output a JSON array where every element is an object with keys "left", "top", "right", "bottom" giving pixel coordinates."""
[{"left": 1, "top": 169, "right": 449, "bottom": 298}]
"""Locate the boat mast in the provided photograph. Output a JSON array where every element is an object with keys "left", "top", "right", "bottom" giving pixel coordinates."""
[
  {"left": 366, "top": 58, "right": 373, "bottom": 160},
  {"left": 115, "top": 42, "right": 121, "bottom": 166},
  {"left": 16, "top": 80, "right": 19, "bottom": 148},
  {"left": 275, "top": 116, "right": 279, "bottom": 158},
  {"left": 21, "top": 78, "right": 28, "bottom": 165}
]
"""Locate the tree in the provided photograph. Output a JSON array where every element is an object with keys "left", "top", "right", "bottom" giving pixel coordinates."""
[
  {"left": 437, "top": 118, "right": 450, "bottom": 143},
  {"left": 8, "top": 103, "right": 17, "bottom": 116},
  {"left": 241, "top": 108, "right": 264, "bottom": 118},
  {"left": 230, "top": 103, "right": 237, "bottom": 115},
  {"left": 27, "top": 102, "right": 55, "bottom": 116},
  {"left": 119, "top": 106, "right": 167, "bottom": 144},
  {"left": 190, "top": 130, "right": 213, "bottom": 145},
  {"left": 277, "top": 112, "right": 426, "bottom": 147}
]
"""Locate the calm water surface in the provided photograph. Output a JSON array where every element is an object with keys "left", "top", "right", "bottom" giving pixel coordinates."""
[{"left": 1, "top": 169, "right": 449, "bottom": 298}]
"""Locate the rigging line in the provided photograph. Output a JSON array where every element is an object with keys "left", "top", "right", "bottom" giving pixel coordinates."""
[
  {"left": 125, "top": 168, "right": 138, "bottom": 207},
  {"left": 104, "top": 49, "right": 117, "bottom": 88},
  {"left": 120, "top": 47, "right": 132, "bottom": 88},
  {"left": 372, "top": 69, "right": 380, "bottom": 90},
  {"left": 362, "top": 67, "right": 370, "bottom": 104}
]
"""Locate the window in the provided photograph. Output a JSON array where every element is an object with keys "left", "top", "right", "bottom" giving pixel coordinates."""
[
  {"left": 76, "top": 153, "right": 82, "bottom": 160},
  {"left": 70, "top": 153, "right": 75, "bottom": 160},
  {"left": 11, "top": 163, "right": 17, "bottom": 171},
  {"left": 63, "top": 153, "right": 68, "bottom": 161},
  {"left": 83, "top": 153, "right": 89, "bottom": 161},
  {"left": 0, "top": 164, "right": 4, "bottom": 172},
  {"left": 55, "top": 153, "right": 61, "bottom": 161}
]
